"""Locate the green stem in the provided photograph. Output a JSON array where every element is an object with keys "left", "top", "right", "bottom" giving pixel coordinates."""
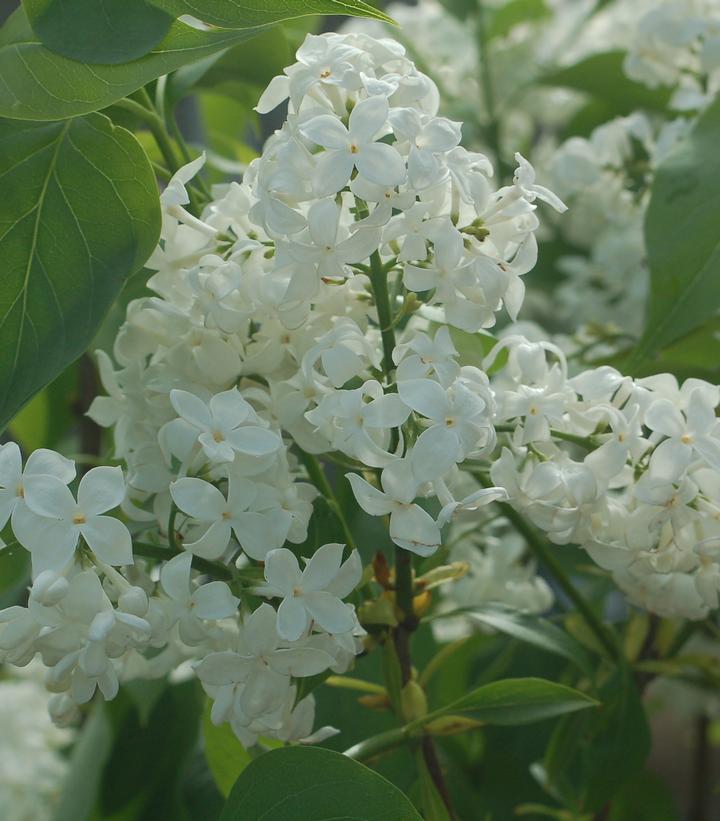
[
  {"left": 325, "top": 676, "right": 387, "bottom": 695},
  {"left": 473, "top": 472, "right": 620, "bottom": 660},
  {"left": 476, "top": 1, "right": 510, "bottom": 178},
  {"left": 296, "top": 448, "right": 359, "bottom": 554},
  {"left": 344, "top": 725, "right": 411, "bottom": 761},
  {"left": 394, "top": 546, "right": 416, "bottom": 685},
  {"left": 133, "top": 541, "right": 231, "bottom": 580},
  {"left": 369, "top": 250, "right": 397, "bottom": 379},
  {"left": 114, "top": 96, "right": 183, "bottom": 178},
  {"left": 494, "top": 424, "right": 596, "bottom": 451},
  {"left": 167, "top": 503, "right": 179, "bottom": 553}
]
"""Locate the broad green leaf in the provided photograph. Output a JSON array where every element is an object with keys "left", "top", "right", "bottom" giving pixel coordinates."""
[
  {"left": 23, "top": 0, "right": 174, "bottom": 64},
  {"left": 151, "top": 0, "right": 393, "bottom": 27},
  {"left": 466, "top": 605, "right": 593, "bottom": 676},
  {"left": 0, "top": 9, "right": 271, "bottom": 121},
  {"left": 0, "top": 113, "right": 160, "bottom": 430},
  {"left": 202, "top": 700, "right": 252, "bottom": 798},
  {"left": 629, "top": 95, "right": 720, "bottom": 365},
  {"left": 221, "top": 746, "right": 423, "bottom": 821},
  {"left": 542, "top": 52, "right": 671, "bottom": 115},
  {"left": 414, "top": 748, "right": 452, "bottom": 821},
  {"left": 440, "top": 677, "right": 597, "bottom": 726}
]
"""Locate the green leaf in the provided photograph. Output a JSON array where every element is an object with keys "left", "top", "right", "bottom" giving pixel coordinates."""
[
  {"left": 23, "top": 0, "right": 174, "bottom": 64},
  {"left": 54, "top": 702, "right": 114, "bottom": 821},
  {"left": 608, "top": 771, "right": 679, "bottom": 821},
  {"left": 0, "top": 112, "right": 160, "bottom": 430},
  {"left": 629, "top": 95, "right": 720, "bottom": 365},
  {"left": 543, "top": 666, "right": 650, "bottom": 813},
  {"left": 486, "top": 0, "right": 550, "bottom": 41},
  {"left": 542, "top": 52, "right": 671, "bottom": 115},
  {"left": 202, "top": 699, "right": 252, "bottom": 798},
  {"left": 441, "top": 677, "right": 598, "bottom": 726},
  {"left": 221, "top": 746, "right": 422, "bottom": 820},
  {"left": 466, "top": 605, "right": 593, "bottom": 676},
  {"left": 100, "top": 680, "right": 203, "bottom": 817},
  {"left": 0, "top": 9, "right": 272, "bottom": 121},
  {"left": 151, "top": 0, "right": 393, "bottom": 27}
]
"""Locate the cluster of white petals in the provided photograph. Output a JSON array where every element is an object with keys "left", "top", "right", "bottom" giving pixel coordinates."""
[{"left": 3, "top": 30, "right": 720, "bottom": 748}]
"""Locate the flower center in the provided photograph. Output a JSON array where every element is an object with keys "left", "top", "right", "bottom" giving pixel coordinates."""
[
  {"left": 681, "top": 433, "right": 693, "bottom": 444},
  {"left": 350, "top": 143, "right": 359, "bottom": 154},
  {"left": 292, "top": 586, "right": 304, "bottom": 597},
  {"left": 15, "top": 483, "right": 24, "bottom": 498},
  {"left": 319, "top": 69, "right": 331, "bottom": 79},
  {"left": 73, "top": 513, "right": 86, "bottom": 525},
  {"left": 212, "top": 430, "right": 225, "bottom": 443}
]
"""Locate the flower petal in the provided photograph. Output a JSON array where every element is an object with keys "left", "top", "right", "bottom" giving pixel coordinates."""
[
  {"left": 77, "top": 466, "right": 125, "bottom": 516},
  {"left": 22, "top": 474, "right": 77, "bottom": 519},
  {"left": 81, "top": 516, "right": 133, "bottom": 566},
  {"left": 170, "top": 477, "right": 227, "bottom": 521},
  {"left": 191, "top": 582, "right": 239, "bottom": 620},
  {"left": 302, "top": 542, "right": 344, "bottom": 591},
  {"left": 276, "top": 596, "right": 308, "bottom": 642},
  {"left": 304, "top": 591, "right": 355, "bottom": 634}
]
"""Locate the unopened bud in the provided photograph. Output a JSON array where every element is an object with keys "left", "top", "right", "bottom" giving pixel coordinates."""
[
  {"left": 118, "top": 586, "right": 149, "bottom": 617},
  {"left": 400, "top": 680, "right": 428, "bottom": 723},
  {"left": 31, "top": 571, "right": 69, "bottom": 605},
  {"left": 358, "top": 693, "right": 392, "bottom": 711}
]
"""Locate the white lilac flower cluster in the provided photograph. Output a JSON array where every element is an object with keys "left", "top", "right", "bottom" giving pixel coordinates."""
[
  {"left": 1, "top": 31, "right": 720, "bottom": 744},
  {"left": 343, "top": 0, "right": 720, "bottom": 334}
]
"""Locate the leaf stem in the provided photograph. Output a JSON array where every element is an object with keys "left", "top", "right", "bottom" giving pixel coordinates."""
[{"left": 132, "top": 541, "right": 232, "bottom": 580}]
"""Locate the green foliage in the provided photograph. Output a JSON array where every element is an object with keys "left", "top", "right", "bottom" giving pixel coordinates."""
[
  {"left": 436, "top": 677, "right": 598, "bottom": 726},
  {"left": 486, "top": 0, "right": 549, "bottom": 40},
  {"left": 202, "top": 700, "right": 253, "bottom": 797},
  {"left": 24, "top": 0, "right": 174, "bottom": 64},
  {"left": 0, "top": 9, "right": 272, "bottom": 121},
  {"left": 630, "top": 95, "right": 720, "bottom": 365},
  {"left": 152, "top": 0, "right": 393, "bottom": 27},
  {"left": 464, "top": 605, "right": 593, "bottom": 677},
  {"left": 542, "top": 52, "right": 672, "bottom": 115},
  {"left": 220, "top": 745, "right": 423, "bottom": 820},
  {"left": 0, "top": 113, "right": 160, "bottom": 430}
]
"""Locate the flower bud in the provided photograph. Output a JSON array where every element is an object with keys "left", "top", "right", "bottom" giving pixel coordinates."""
[
  {"left": 118, "top": 586, "right": 149, "bottom": 617},
  {"left": 30, "top": 571, "right": 69, "bottom": 606},
  {"left": 400, "top": 680, "right": 428, "bottom": 723}
]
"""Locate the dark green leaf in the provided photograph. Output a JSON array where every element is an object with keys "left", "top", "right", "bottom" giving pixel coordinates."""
[
  {"left": 23, "top": 0, "right": 174, "bottom": 64},
  {"left": 221, "top": 746, "right": 422, "bottom": 820},
  {"left": 608, "top": 770, "right": 679, "bottom": 821},
  {"left": 151, "top": 0, "right": 392, "bottom": 27},
  {"left": 0, "top": 9, "right": 272, "bottom": 121},
  {"left": 542, "top": 52, "right": 671, "bottom": 115},
  {"left": 0, "top": 112, "right": 160, "bottom": 429},
  {"left": 466, "top": 605, "right": 593, "bottom": 676},
  {"left": 630, "top": 95, "right": 720, "bottom": 364},
  {"left": 442, "top": 677, "right": 598, "bottom": 726},
  {"left": 100, "top": 680, "right": 203, "bottom": 816},
  {"left": 543, "top": 666, "right": 650, "bottom": 813}
]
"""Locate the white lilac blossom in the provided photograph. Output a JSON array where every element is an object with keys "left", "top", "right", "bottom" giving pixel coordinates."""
[{"left": 3, "top": 31, "right": 720, "bottom": 753}]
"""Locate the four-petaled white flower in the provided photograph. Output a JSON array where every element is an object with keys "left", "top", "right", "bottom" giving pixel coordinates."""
[
  {"left": 258, "top": 543, "right": 361, "bottom": 641},
  {"left": 347, "top": 459, "right": 441, "bottom": 556},
  {"left": 170, "top": 476, "right": 292, "bottom": 560},
  {"left": 13, "top": 466, "right": 132, "bottom": 575},
  {"left": 300, "top": 95, "right": 406, "bottom": 196},
  {"left": 160, "top": 552, "right": 240, "bottom": 645},
  {"left": 162, "top": 388, "right": 282, "bottom": 465}
]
